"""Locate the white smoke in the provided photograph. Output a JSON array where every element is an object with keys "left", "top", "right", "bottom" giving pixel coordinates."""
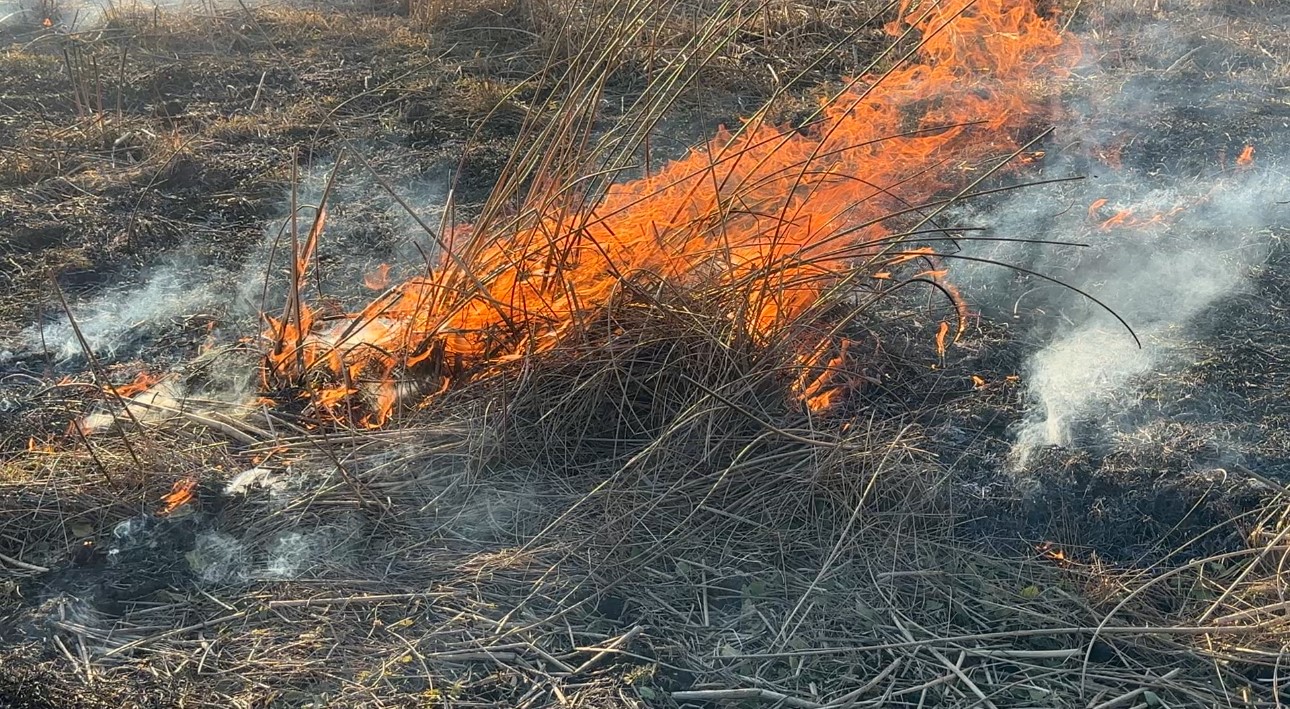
[
  {"left": 0, "top": 0, "right": 270, "bottom": 31},
  {"left": 955, "top": 160, "right": 1283, "bottom": 466},
  {"left": 944, "top": 0, "right": 1290, "bottom": 468},
  {"left": 21, "top": 157, "right": 446, "bottom": 366},
  {"left": 958, "top": 171, "right": 1283, "bottom": 466},
  {"left": 188, "top": 530, "right": 251, "bottom": 584},
  {"left": 26, "top": 263, "right": 216, "bottom": 361}
]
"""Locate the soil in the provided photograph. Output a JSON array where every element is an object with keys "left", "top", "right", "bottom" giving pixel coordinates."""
[{"left": 1, "top": 0, "right": 1288, "bottom": 706}]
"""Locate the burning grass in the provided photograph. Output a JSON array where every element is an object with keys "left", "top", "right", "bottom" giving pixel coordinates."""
[
  {"left": 260, "top": 0, "right": 1076, "bottom": 428},
  {"left": 3, "top": 0, "right": 1290, "bottom": 706}
]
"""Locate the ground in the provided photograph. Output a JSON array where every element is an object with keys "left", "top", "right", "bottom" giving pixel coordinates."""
[{"left": 2, "top": 0, "right": 1290, "bottom": 707}]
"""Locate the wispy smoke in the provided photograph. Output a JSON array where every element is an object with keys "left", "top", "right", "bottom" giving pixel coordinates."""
[
  {"left": 952, "top": 0, "right": 1288, "bottom": 468},
  {"left": 234, "top": 160, "right": 447, "bottom": 323},
  {"left": 21, "top": 157, "right": 447, "bottom": 367},
  {"left": 1, "top": 0, "right": 270, "bottom": 31},
  {"left": 27, "top": 261, "right": 218, "bottom": 361},
  {"left": 984, "top": 177, "right": 1279, "bottom": 466}
]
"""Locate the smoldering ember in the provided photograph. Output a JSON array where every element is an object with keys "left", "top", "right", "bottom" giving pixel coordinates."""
[{"left": 1, "top": 0, "right": 1289, "bottom": 706}]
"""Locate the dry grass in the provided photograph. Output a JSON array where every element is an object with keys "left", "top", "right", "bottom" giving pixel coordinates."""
[
  {"left": 6, "top": 364, "right": 1289, "bottom": 706},
  {"left": 2, "top": 0, "right": 1290, "bottom": 707}
]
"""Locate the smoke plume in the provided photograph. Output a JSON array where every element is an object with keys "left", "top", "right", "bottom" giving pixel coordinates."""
[{"left": 952, "top": 0, "right": 1288, "bottom": 467}]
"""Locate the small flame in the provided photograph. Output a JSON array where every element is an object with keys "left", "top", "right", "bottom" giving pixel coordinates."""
[
  {"left": 1035, "top": 541, "right": 1076, "bottom": 568},
  {"left": 27, "top": 437, "right": 56, "bottom": 454},
  {"left": 110, "top": 372, "right": 161, "bottom": 398},
  {"left": 1088, "top": 200, "right": 1186, "bottom": 232},
  {"left": 158, "top": 477, "right": 198, "bottom": 516},
  {"left": 794, "top": 338, "right": 853, "bottom": 412},
  {"left": 363, "top": 263, "right": 392, "bottom": 291},
  {"left": 1236, "top": 144, "right": 1255, "bottom": 168},
  {"left": 199, "top": 320, "right": 219, "bottom": 355},
  {"left": 935, "top": 321, "right": 951, "bottom": 358},
  {"left": 76, "top": 372, "right": 164, "bottom": 435}
]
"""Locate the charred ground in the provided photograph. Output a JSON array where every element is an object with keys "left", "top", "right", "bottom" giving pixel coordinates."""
[{"left": 2, "top": 0, "right": 1290, "bottom": 707}]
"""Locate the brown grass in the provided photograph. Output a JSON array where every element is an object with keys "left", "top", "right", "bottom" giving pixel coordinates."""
[{"left": 2, "top": 0, "right": 1289, "bottom": 707}]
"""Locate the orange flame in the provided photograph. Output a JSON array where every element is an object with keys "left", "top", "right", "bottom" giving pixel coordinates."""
[
  {"left": 794, "top": 338, "right": 854, "bottom": 412},
  {"left": 263, "top": 0, "right": 1075, "bottom": 425},
  {"left": 158, "top": 477, "right": 198, "bottom": 516},
  {"left": 1236, "top": 145, "right": 1255, "bottom": 168},
  {"left": 75, "top": 372, "right": 164, "bottom": 435},
  {"left": 1036, "top": 541, "right": 1077, "bottom": 568},
  {"left": 27, "top": 437, "right": 56, "bottom": 454},
  {"left": 363, "top": 263, "right": 392, "bottom": 291},
  {"left": 109, "top": 371, "right": 160, "bottom": 398},
  {"left": 1089, "top": 200, "right": 1186, "bottom": 232}
]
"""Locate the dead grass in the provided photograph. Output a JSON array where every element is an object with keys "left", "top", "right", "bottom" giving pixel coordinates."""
[
  {"left": 2, "top": 0, "right": 1290, "bottom": 707},
  {"left": 5, "top": 370, "right": 1289, "bottom": 706}
]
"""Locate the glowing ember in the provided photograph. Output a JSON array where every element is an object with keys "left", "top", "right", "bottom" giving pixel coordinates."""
[{"left": 263, "top": 0, "right": 1076, "bottom": 425}]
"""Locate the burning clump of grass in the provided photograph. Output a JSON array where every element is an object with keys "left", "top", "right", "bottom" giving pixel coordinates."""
[{"left": 261, "top": 0, "right": 1075, "bottom": 428}]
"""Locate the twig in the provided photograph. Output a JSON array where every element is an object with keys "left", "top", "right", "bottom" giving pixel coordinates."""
[
  {"left": 77, "top": 635, "right": 94, "bottom": 686},
  {"left": 892, "top": 614, "right": 997, "bottom": 709},
  {"left": 49, "top": 275, "right": 146, "bottom": 471},
  {"left": 0, "top": 551, "right": 50, "bottom": 574},
  {"left": 1088, "top": 669, "right": 1183, "bottom": 709},
  {"left": 266, "top": 592, "right": 454, "bottom": 608},
  {"left": 570, "top": 625, "right": 643, "bottom": 675},
  {"left": 672, "top": 688, "right": 823, "bottom": 709},
  {"left": 1162, "top": 46, "right": 1200, "bottom": 75},
  {"left": 102, "top": 610, "right": 250, "bottom": 658},
  {"left": 249, "top": 69, "right": 267, "bottom": 112},
  {"left": 821, "top": 657, "right": 903, "bottom": 708},
  {"left": 723, "top": 623, "right": 1276, "bottom": 660},
  {"left": 69, "top": 418, "right": 117, "bottom": 488}
]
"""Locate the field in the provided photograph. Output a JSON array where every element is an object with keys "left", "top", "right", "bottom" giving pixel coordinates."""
[{"left": 2, "top": 0, "right": 1290, "bottom": 706}]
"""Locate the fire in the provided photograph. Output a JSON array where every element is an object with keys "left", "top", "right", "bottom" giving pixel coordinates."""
[
  {"left": 263, "top": 0, "right": 1076, "bottom": 426},
  {"left": 363, "top": 263, "right": 392, "bottom": 291},
  {"left": 109, "top": 372, "right": 160, "bottom": 399},
  {"left": 793, "top": 338, "right": 853, "bottom": 412},
  {"left": 73, "top": 372, "right": 164, "bottom": 435},
  {"left": 935, "top": 321, "right": 951, "bottom": 358},
  {"left": 27, "top": 437, "right": 56, "bottom": 454},
  {"left": 1036, "top": 541, "right": 1078, "bottom": 569},
  {"left": 1088, "top": 200, "right": 1185, "bottom": 232},
  {"left": 158, "top": 477, "right": 198, "bottom": 516},
  {"left": 1236, "top": 144, "right": 1255, "bottom": 168}
]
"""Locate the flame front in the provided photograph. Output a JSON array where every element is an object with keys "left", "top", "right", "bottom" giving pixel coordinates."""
[{"left": 264, "top": 0, "right": 1075, "bottom": 425}]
